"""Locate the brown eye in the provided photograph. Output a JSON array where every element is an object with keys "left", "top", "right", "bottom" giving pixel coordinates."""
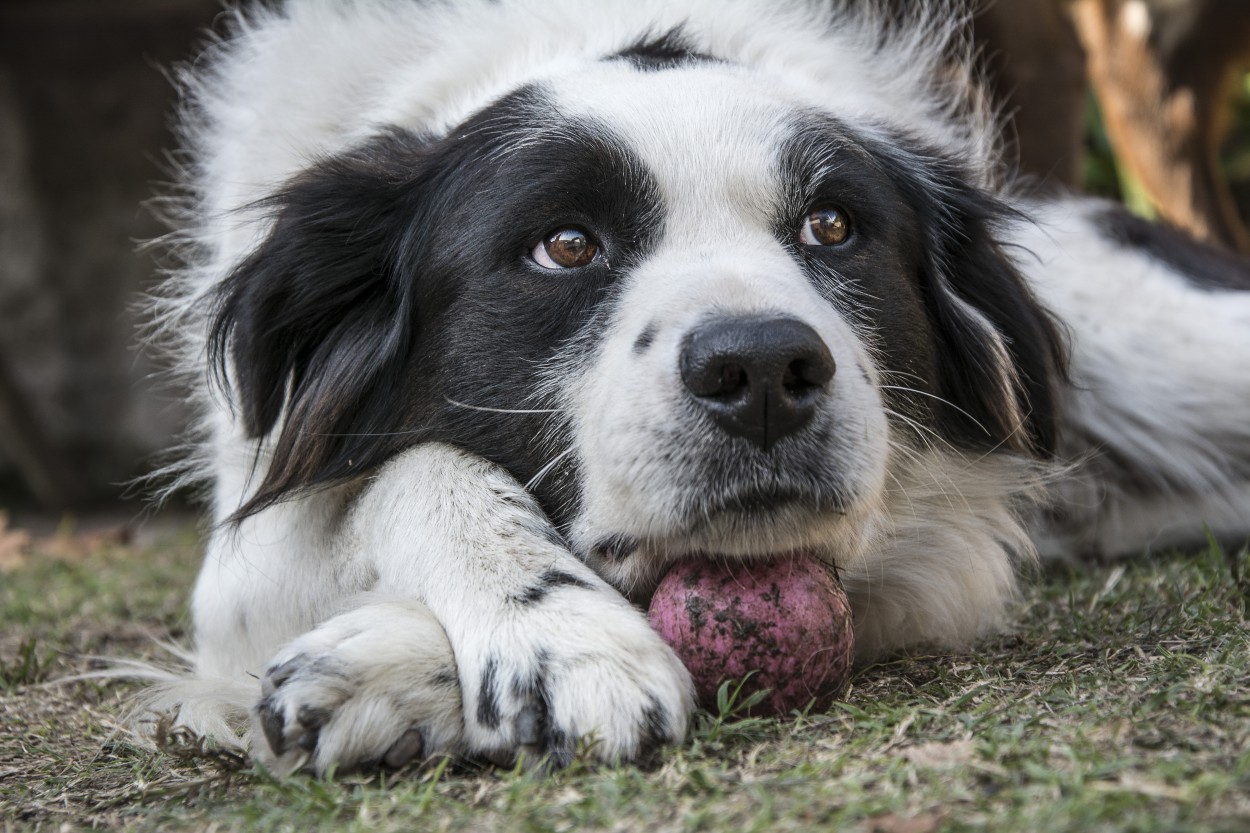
[
  {"left": 799, "top": 206, "right": 850, "bottom": 247},
  {"left": 532, "top": 227, "right": 599, "bottom": 269}
]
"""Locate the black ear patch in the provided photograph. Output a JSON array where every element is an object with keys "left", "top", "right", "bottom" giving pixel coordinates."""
[
  {"left": 875, "top": 141, "right": 1068, "bottom": 456},
  {"left": 208, "top": 130, "right": 430, "bottom": 520},
  {"left": 207, "top": 86, "right": 663, "bottom": 526}
]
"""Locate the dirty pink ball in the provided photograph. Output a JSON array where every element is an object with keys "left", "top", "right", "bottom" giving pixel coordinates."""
[{"left": 647, "top": 555, "right": 855, "bottom": 716}]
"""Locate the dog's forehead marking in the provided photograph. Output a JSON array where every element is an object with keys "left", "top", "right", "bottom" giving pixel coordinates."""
[
  {"left": 547, "top": 64, "right": 795, "bottom": 235},
  {"left": 541, "top": 63, "right": 876, "bottom": 385}
]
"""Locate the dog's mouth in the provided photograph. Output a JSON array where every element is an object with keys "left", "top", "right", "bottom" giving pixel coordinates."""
[
  {"left": 583, "top": 485, "right": 859, "bottom": 605},
  {"left": 590, "top": 485, "right": 846, "bottom": 556},
  {"left": 696, "top": 483, "right": 852, "bottom": 520}
]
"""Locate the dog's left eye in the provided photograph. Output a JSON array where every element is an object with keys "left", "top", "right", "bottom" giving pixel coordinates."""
[
  {"left": 799, "top": 206, "right": 851, "bottom": 247},
  {"left": 531, "top": 227, "right": 600, "bottom": 269}
]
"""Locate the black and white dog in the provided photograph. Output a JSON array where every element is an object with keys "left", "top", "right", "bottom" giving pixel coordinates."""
[{"left": 141, "top": 0, "right": 1250, "bottom": 774}]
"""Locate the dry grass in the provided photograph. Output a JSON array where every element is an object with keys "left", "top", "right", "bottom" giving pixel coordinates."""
[{"left": 1, "top": 522, "right": 1248, "bottom": 832}]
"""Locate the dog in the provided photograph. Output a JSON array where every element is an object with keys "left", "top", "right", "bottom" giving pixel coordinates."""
[{"left": 137, "top": 0, "right": 1250, "bottom": 775}]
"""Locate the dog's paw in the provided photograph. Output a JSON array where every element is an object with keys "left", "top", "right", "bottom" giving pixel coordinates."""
[
  {"left": 251, "top": 600, "right": 464, "bottom": 776},
  {"left": 458, "top": 584, "right": 694, "bottom": 769}
]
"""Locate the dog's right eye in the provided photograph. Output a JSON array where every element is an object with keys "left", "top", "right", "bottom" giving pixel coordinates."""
[
  {"left": 532, "top": 227, "right": 600, "bottom": 269},
  {"left": 800, "top": 206, "right": 851, "bottom": 247}
]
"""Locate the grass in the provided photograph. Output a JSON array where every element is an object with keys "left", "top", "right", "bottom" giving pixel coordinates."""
[{"left": 1, "top": 525, "right": 1247, "bottom": 832}]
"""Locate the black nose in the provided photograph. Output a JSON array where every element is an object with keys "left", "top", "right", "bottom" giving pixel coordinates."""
[{"left": 679, "top": 316, "right": 835, "bottom": 450}]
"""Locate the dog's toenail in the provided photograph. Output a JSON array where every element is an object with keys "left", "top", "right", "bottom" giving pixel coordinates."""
[
  {"left": 515, "top": 705, "right": 542, "bottom": 746},
  {"left": 383, "top": 727, "right": 425, "bottom": 768}
]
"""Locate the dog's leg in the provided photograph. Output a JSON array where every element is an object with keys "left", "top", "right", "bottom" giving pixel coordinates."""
[
  {"left": 180, "top": 468, "right": 467, "bottom": 775},
  {"left": 240, "top": 443, "right": 692, "bottom": 773},
  {"left": 334, "top": 443, "right": 694, "bottom": 769}
]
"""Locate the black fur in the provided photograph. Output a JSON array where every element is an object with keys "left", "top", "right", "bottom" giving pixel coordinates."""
[
  {"left": 511, "top": 569, "right": 594, "bottom": 606},
  {"left": 593, "top": 534, "right": 639, "bottom": 563},
  {"left": 210, "top": 86, "right": 663, "bottom": 522},
  {"left": 780, "top": 117, "right": 1066, "bottom": 457},
  {"left": 476, "top": 657, "right": 501, "bottom": 730},
  {"left": 509, "top": 655, "right": 573, "bottom": 768},
  {"left": 633, "top": 324, "right": 657, "bottom": 354},
  {"left": 1097, "top": 206, "right": 1250, "bottom": 292},
  {"left": 639, "top": 697, "right": 673, "bottom": 748},
  {"left": 256, "top": 697, "right": 287, "bottom": 756},
  {"left": 611, "top": 26, "right": 719, "bottom": 71},
  {"left": 294, "top": 705, "right": 329, "bottom": 751}
]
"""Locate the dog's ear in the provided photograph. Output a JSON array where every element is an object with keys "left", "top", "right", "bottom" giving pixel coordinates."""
[
  {"left": 209, "top": 131, "right": 431, "bottom": 520},
  {"left": 878, "top": 142, "right": 1068, "bottom": 456}
]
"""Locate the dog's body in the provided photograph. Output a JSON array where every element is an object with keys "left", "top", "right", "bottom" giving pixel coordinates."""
[{"left": 143, "top": 0, "right": 1250, "bottom": 774}]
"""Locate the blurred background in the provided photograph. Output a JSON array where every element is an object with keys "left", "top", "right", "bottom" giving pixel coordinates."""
[
  {"left": 0, "top": 0, "right": 219, "bottom": 537},
  {"left": 0, "top": 0, "right": 1248, "bottom": 539}
]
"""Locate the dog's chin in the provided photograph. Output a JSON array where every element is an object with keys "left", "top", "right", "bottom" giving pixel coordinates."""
[{"left": 578, "top": 489, "right": 879, "bottom": 604}]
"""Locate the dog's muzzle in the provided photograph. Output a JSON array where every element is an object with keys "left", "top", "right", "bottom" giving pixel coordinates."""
[{"left": 679, "top": 315, "right": 835, "bottom": 451}]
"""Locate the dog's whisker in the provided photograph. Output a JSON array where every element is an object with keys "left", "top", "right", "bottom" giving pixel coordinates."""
[
  {"left": 308, "top": 429, "right": 423, "bottom": 438},
  {"left": 879, "top": 368, "right": 931, "bottom": 387},
  {"left": 878, "top": 385, "right": 992, "bottom": 435},
  {"left": 882, "top": 407, "right": 957, "bottom": 454},
  {"left": 888, "top": 440, "right": 973, "bottom": 515},
  {"left": 443, "top": 397, "right": 560, "bottom": 415},
  {"left": 524, "top": 447, "right": 577, "bottom": 492}
]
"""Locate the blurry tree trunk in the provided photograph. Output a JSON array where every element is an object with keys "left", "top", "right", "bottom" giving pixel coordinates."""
[
  {"left": 1073, "top": 0, "right": 1250, "bottom": 253},
  {"left": 974, "top": 0, "right": 1088, "bottom": 190},
  {"left": 0, "top": 345, "right": 86, "bottom": 509}
]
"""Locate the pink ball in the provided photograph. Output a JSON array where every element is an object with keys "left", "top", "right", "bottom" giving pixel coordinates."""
[{"left": 647, "top": 555, "right": 855, "bottom": 716}]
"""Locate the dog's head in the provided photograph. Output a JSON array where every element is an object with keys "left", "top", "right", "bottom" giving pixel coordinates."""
[{"left": 209, "top": 28, "right": 1064, "bottom": 594}]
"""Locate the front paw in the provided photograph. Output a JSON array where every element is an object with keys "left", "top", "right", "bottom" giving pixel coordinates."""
[
  {"left": 252, "top": 601, "right": 464, "bottom": 776},
  {"left": 460, "top": 588, "right": 694, "bottom": 768}
]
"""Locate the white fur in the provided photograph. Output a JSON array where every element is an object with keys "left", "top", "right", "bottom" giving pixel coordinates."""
[
  {"left": 250, "top": 598, "right": 463, "bottom": 775},
  {"left": 130, "top": 0, "right": 1250, "bottom": 775},
  {"left": 1012, "top": 200, "right": 1250, "bottom": 557}
]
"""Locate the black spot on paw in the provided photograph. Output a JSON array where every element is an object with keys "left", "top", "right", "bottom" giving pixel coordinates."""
[
  {"left": 297, "top": 704, "right": 330, "bottom": 730},
  {"left": 511, "top": 569, "right": 594, "bottom": 606},
  {"left": 477, "top": 657, "right": 501, "bottom": 730},
  {"left": 294, "top": 704, "right": 330, "bottom": 751},
  {"left": 256, "top": 697, "right": 287, "bottom": 756},
  {"left": 306, "top": 655, "right": 354, "bottom": 681},
  {"left": 261, "top": 654, "right": 305, "bottom": 696},
  {"left": 641, "top": 696, "right": 674, "bottom": 748},
  {"left": 511, "top": 655, "right": 574, "bottom": 769},
  {"left": 634, "top": 696, "right": 676, "bottom": 770}
]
